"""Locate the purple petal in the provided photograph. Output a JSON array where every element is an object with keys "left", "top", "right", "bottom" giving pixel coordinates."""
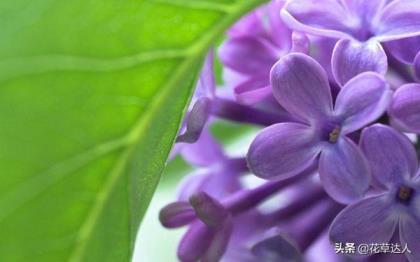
[
  {"left": 335, "top": 72, "right": 391, "bottom": 134},
  {"left": 247, "top": 122, "right": 321, "bottom": 180},
  {"left": 332, "top": 39, "right": 388, "bottom": 86},
  {"left": 203, "top": 219, "right": 233, "bottom": 261},
  {"left": 159, "top": 202, "right": 196, "bottom": 228},
  {"left": 281, "top": 0, "right": 355, "bottom": 39},
  {"left": 196, "top": 49, "right": 216, "bottom": 98},
  {"left": 233, "top": 75, "right": 271, "bottom": 104},
  {"left": 343, "top": 0, "right": 386, "bottom": 20},
  {"left": 222, "top": 68, "right": 247, "bottom": 90},
  {"left": 189, "top": 192, "right": 229, "bottom": 227},
  {"left": 177, "top": 171, "right": 211, "bottom": 201},
  {"left": 235, "top": 85, "right": 272, "bottom": 105},
  {"left": 360, "top": 124, "right": 418, "bottom": 188},
  {"left": 177, "top": 97, "right": 211, "bottom": 144},
  {"left": 291, "top": 31, "right": 310, "bottom": 54},
  {"left": 414, "top": 51, "right": 420, "bottom": 80},
  {"left": 389, "top": 83, "right": 420, "bottom": 133},
  {"left": 312, "top": 37, "right": 338, "bottom": 81},
  {"left": 374, "top": 0, "right": 420, "bottom": 41},
  {"left": 180, "top": 130, "right": 225, "bottom": 167},
  {"left": 177, "top": 169, "right": 241, "bottom": 201},
  {"left": 268, "top": 0, "right": 292, "bottom": 50},
  {"left": 399, "top": 213, "right": 420, "bottom": 261},
  {"left": 178, "top": 221, "right": 215, "bottom": 262},
  {"left": 271, "top": 53, "right": 333, "bottom": 122},
  {"left": 228, "top": 7, "right": 266, "bottom": 38},
  {"left": 251, "top": 235, "right": 302, "bottom": 261},
  {"left": 218, "top": 36, "right": 279, "bottom": 75},
  {"left": 319, "top": 137, "right": 370, "bottom": 204},
  {"left": 384, "top": 36, "right": 420, "bottom": 64},
  {"left": 329, "top": 194, "right": 397, "bottom": 245}
]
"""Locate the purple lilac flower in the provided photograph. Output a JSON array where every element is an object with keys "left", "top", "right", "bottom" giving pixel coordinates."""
[
  {"left": 176, "top": 50, "right": 216, "bottom": 143},
  {"left": 219, "top": 0, "right": 311, "bottom": 105},
  {"left": 177, "top": 49, "right": 293, "bottom": 144},
  {"left": 389, "top": 83, "right": 420, "bottom": 134},
  {"left": 160, "top": 173, "right": 311, "bottom": 261},
  {"left": 176, "top": 130, "right": 246, "bottom": 201},
  {"left": 282, "top": 0, "right": 420, "bottom": 86},
  {"left": 159, "top": 1, "right": 420, "bottom": 261},
  {"left": 225, "top": 177, "right": 344, "bottom": 261},
  {"left": 247, "top": 53, "right": 392, "bottom": 204},
  {"left": 330, "top": 124, "right": 420, "bottom": 261}
]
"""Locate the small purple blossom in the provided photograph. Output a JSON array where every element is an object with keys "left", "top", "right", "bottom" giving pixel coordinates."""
[
  {"left": 175, "top": 131, "right": 246, "bottom": 201},
  {"left": 176, "top": 50, "right": 216, "bottom": 143},
  {"left": 176, "top": 49, "right": 293, "bottom": 145},
  {"left": 330, "top": 124, "right": 420, "bottom": 261},
  {"left": 389, "top": 83, "right": 420, "bottom": 134},
  {"left": 160, "top": 174, "right": 312, "bottom": 261},
  {"left": 282, "top": 0, "right": 420, "bottom": 86},
  {"left": 218, "top": 0, "right": 310, "bottom": 104},
  {"left": 247, "top": 53, "right": 391, "bottom": 203}
]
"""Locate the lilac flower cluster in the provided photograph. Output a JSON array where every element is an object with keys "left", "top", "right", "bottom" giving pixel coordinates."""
[{"left": 160, "top": 0, "right": 420, "bottom": 261}]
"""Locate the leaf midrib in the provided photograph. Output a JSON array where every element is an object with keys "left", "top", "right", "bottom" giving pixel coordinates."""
[
  {"left": 69, "top": 0, "right": 265, "bottom": 262},
  {"left": 1, "top": 0, "right": 267, "bottom": 261}
]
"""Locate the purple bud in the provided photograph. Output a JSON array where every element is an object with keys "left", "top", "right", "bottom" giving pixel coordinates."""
[
  {"left": 178, "top": 221, "right": 216, "bottom": 262},
  {"left": 159, "top": 202, "right": 196, "bottom": 228},
  {"left": 177, "top": 219, "right": 233, "bottom": 262},
  {"left": 177, "top": 97, "right": 211, "bottom": 143},
  {"left": 189, "top": 192, "right": 229, "bottom": 227}
]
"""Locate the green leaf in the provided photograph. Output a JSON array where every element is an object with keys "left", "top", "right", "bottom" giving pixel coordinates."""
[{"left": 0, "top": 0, "right": 266, "bottom": 261}]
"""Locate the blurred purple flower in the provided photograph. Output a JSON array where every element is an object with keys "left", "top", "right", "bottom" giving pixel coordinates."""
[
  {"left": 282, "top": 0, "right": 420, "bottom": 86},
  {"left": 250, "top": 234, "right": 302, "bottom": 262},
  {"left": 330, "top": 124, "right": 420, "bottom": 262},
  {"left": 247, "top": 53, "right": 392, "bottom": 203},
  {"left": 176, "top": 48, "right": 293, "bottom": 144},
  {"left": 160, "top": 192, "right": 233, "bottom": 261},
  {"left": 176, "top": 131, "right": 246, "bottom": 201},
  {"left": 385, "top": 35, "right": 420, "bottom": 64},
  {"left": 160, "top": 175, "right": 308, "bottom": 261},
  {"left": 389, "top": 83, "right": 420, "bottom": 134},
  {"left": 219, "top": 0, "right": 310, "bottom": 104},
  {"left": 176, "top": 50, "right": 216, "bottom": 143},
  {"left": 415, "top": 52, "right": 420, "bottom": 80}
]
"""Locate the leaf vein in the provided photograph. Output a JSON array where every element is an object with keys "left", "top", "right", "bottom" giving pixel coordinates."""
[
  {"left": 0, "top": 136, "right": 129, "bottom": 223},
  {"left": 150, "top": 0, "right": 233, "bottom": 12},
  {"left": 0, "top": 49, "right": 188, "bottom": 82}
]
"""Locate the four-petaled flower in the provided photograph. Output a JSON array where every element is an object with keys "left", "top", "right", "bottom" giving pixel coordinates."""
[
  {"left": 330, "top": 124, "right": 420, "bottom": 262},
  {"left": 248, "top": 53, "right": 392, "bottom": 203},
  {"left": 282, "top": 0, "right": 420, "bottom": 86}
]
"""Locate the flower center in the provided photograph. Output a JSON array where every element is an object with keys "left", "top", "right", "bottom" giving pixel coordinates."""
[
  {"left": 328, "top": 126, "right": 341, "bottom": 144},
  {"left": 396, "top": 185, "right": 414, "bottom": 205}
]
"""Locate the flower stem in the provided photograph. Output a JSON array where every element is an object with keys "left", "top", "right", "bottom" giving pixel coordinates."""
[
  {"left": 264, "top": 185, "right": 327, "bottom": 224},
  {"left": 289, "top": 199, "right": 343, "bottom": 251},
  {"left": 211, "top": 97, "right": 292, "bottom": 126},
  {"left": 223, "top": 165, "right": 316, "bottom": 215}
]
